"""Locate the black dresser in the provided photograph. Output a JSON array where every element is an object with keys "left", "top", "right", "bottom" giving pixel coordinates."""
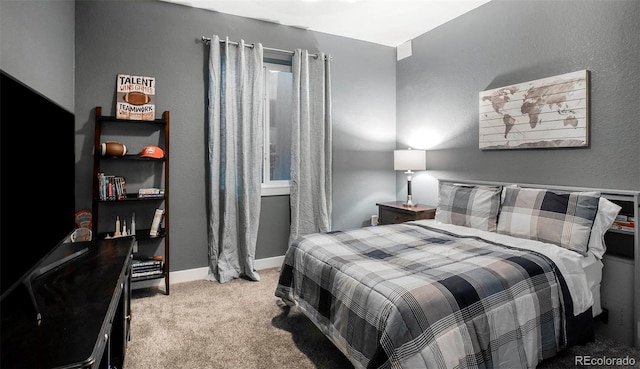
[{"left": 1, "top": 237, "right": 134, "bottom": 369}]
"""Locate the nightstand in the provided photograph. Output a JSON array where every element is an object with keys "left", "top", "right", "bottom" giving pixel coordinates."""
[{"left": 376, "top": 201, "right": 436, "bottom": 225}]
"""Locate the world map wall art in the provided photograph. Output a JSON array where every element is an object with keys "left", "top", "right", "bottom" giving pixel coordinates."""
[{"left": 479, "top": 70, "right": 589, "bottom": 150}]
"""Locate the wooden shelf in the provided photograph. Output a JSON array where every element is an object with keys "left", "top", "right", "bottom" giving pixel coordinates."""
[{"left": 92, "top": 106, "right": 170, "bottom": 295}]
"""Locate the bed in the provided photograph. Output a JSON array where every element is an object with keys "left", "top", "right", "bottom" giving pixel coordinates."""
[{"left": 275, "top": 180, "right": 623, "bottom": 369}]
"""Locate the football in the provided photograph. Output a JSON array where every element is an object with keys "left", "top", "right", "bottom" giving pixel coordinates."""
[
  {"left": 100, "top": 141, "right": 127, "bottom": 156},
  {"left": 124, "top": 91, "right": 150, "bottom": 106}
]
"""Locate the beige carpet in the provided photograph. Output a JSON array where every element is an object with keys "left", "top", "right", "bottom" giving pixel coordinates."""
[
  {"left": 124, "top": 267, "right": 640, "bottom": 369},
  {"left": 123, "top": 267, "right": 352, "bottom": 369}
]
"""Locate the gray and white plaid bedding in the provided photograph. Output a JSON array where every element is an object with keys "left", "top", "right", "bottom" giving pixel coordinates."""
[
  {"left": 435, "top": 183, "right": 502, "bottom": 232},
  {"left": 497, "top": 187, "right": 600, "bottom": 255},
  {"left": 275, "top": 222, "right": 577, "bottom": 369}
]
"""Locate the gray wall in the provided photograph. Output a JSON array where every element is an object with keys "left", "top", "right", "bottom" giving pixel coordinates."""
[
  {"left": 0, "top": 0, "right": 75, "bottom": 112},
  {"left": 8, "top": 0, "right": 636, "bottom": 275},
  {"left": 398, "top": 0, "right": 640, "bottom": 207},
  {"left": 74, "top": 0, "right": 397, "bottom": 271}
]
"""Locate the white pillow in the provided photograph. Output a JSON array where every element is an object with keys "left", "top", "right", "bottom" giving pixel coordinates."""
[{"left": 588, "top": 197, "right": 622, "bottom": 259}]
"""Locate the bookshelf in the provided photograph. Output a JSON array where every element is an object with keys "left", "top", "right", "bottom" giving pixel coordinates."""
[
  {"left": 92, "top": 106, "right": 170, "bottom": 294},
  {"left": 596, "top": 192, "right": 640, "bottom": 347}
]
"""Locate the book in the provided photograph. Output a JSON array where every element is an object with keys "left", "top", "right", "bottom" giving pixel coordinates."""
[
  {"left": 132, "top": 260, "right": 162, "bottom": 269},
  {"left": 115, "top": 74, "right": 156, "bottom": 121},
  {"left": 138, "top": 188, "right": 164, "bottom": 193},
  {"left": 116, "top": 176, "right": 127, "bottom": 200},
  {"left": 97, "top": 172, "right": 105, "bottom": 200},
  {"left": 138, "top": 188, "right": 165, "bottom": 198},
  {"left": 150, "top": 208, "right": 165, "bottom": 236},
  {"left": 97, "top": 173, "right": 127, "bottom": 200},
  {"left": 132, "top": 269, "right": 164, "bottom": 278},
  {"left": 132, "top": 262, "right": 163, "bottom": 273},
  {"left": 612, "top": 221, "right": 635, "bottom": 231},
  {"left": 138, "top": 194, "right": 164, "bottom": 199},
  {"left": 134, "top": 255, "right": 163, "bottom": 262}
]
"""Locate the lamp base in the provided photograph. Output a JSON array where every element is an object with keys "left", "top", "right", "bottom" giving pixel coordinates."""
[{"left": 403, "top": 195, "right": 416, "bottom": 207}]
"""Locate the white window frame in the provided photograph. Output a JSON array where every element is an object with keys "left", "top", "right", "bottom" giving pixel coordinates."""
[{"left": 261, "top": 62, "right": 292, "bottom": 196}]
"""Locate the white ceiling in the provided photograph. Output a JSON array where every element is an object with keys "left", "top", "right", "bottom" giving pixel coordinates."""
[{"left": 163, "top": 0, "right": 491, "bottom": 47}]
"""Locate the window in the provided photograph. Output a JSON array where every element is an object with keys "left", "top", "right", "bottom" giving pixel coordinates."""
[{"left": 262, "top": 61, "right": 293, "bottom": 196}]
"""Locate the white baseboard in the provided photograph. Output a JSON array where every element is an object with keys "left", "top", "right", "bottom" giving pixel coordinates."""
[
  {"left": 254, "top": 254, "right": 285, "bottom": 270},
  {"left": 132, "top": 255, "right": 285, "bottom": 290}
]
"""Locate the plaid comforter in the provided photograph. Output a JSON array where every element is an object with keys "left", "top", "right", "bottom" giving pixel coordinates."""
[{"left": 275, "top": 222, "right": 576, "bottom": 369}]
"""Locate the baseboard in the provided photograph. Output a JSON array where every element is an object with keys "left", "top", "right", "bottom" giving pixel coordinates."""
[
  {"left": 254, "top": 255, "right": 285, "bottom": 271},
  {"left": 132, "top": 255, "right": 285, "bottom": 290}
]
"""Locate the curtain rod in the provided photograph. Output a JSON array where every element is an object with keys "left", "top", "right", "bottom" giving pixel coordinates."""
[{"left": 201, "top": 36, "right": 330, "bottom": 61}]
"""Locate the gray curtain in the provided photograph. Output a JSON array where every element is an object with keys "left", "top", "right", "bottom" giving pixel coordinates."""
[
  {"left": 206, "top": 35, "right": 263, "bottom": 283},
  {"left": 289, "top": 50, "right": 332, "bottom": 244}
]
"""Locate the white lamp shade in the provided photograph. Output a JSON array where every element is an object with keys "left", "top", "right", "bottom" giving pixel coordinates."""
[{"left": 394, "top": 149, "right": 426, "bottom": 171}]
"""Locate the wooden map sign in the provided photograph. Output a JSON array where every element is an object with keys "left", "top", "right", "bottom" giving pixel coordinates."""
[
  {"left": 479, "top": 70, "right": 589, "bottom": 150},
  {"left": 116, "top": 74, "right": 156, "bottom": 120}
]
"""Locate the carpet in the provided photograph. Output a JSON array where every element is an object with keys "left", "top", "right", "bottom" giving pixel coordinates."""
[{"left": 123, "top": 267, "right": 639, "bottom": 369}]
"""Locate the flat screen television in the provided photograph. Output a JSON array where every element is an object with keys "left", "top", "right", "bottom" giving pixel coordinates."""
[{"left": 0, "top": 70, "right": 76, "bottom": 300}]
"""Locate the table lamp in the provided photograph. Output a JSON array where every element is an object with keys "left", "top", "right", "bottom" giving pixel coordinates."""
[{"left": 394, "top": 148, "right": 426, "bottom": 207}]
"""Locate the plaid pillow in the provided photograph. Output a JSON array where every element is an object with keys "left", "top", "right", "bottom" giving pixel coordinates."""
[
  {"left": 435, "top": 183, "right": 502, "bottom": 232},
  {"left": 497, "top": 187, "right": 600, "bottom": 255}
]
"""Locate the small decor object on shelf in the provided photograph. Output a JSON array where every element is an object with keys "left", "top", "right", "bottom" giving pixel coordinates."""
[
  {"left": 150, "top": 208, "right": 165, "bottom": 236},
  {"left": 100, "top": 141, "right": 127, "bottom": 157},
  {"left": 114, "top": 216, "right": 122, "bottom": 237},
  {"left": 116, "top": 73, "right": 155, "bottom": 121},
  {"left": 139, "top": 145, "right": 164, "bottom": 159}
]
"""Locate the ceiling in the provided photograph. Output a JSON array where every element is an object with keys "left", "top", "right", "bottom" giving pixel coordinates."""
[{"left": 162, "top": 0, "right": 491, "bottom": 47}]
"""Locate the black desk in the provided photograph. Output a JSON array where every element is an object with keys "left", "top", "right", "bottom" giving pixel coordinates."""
[{"left": 1, "top": 237, "right": 134, "bottom": 369}]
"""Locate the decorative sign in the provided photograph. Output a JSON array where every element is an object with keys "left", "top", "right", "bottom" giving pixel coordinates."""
[
  {"left": 479, "top": 70, "right": 589, "bottom": 150},
  {"left": 116, "top": 74, "right": 156, "bottom": 120}
]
